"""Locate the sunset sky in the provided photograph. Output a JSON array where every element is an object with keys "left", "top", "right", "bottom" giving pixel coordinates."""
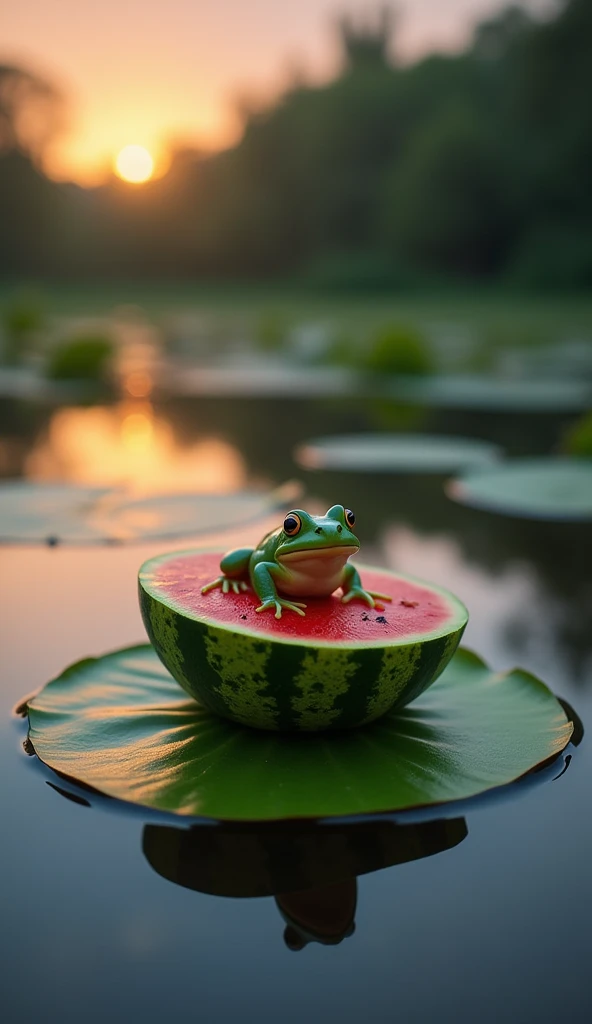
[{"left": 1, "top": 0, "right": 555, "bottom": 185}]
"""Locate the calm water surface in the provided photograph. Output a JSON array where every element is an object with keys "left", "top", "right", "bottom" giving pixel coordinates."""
[{"left": 1, "top": 395, "right": 590, "bottom": 1023}]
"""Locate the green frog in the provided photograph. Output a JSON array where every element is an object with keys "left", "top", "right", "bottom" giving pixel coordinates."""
[{"left": 201, "top": 505, "right": 391, "bottom": 619}]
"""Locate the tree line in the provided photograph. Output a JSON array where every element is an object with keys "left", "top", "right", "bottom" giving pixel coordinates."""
[{"left": 1, "top": 0, "right": 591, "bottom": 287}]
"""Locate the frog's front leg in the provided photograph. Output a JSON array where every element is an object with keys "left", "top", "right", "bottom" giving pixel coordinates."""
[
  {"left": 340, "top": 563, "right": 392, "bottom": 610},
  {"left": 201, "top": 547, "right": 253, "bottom": 596},
  {"left": 252, "top": 562, "right": 307, "bottom": 619}
]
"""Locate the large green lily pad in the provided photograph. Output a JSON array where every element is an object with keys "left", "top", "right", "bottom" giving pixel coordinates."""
[
  {"left": 295, "top": 434, "right": 501, "bottom": 473},
  {"left": 0, "top": 481, "right": 297, "bottom": 544},
  {"left": 25, "top": 645, "right": 573, "bottom": 821},
  {"left": 448, "top": 457, "right": 592, "bottom": 521}
]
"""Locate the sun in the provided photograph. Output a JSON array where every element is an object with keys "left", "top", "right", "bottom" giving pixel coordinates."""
[{"left": 115, "top": 145, "right": 155, "bottom": 184}]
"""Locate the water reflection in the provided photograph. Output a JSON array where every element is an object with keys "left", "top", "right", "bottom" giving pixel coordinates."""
[
  {"left": 3, "top": 390, "right": 590, "bottom": 674},
  {"left": 298, "top": 467, "right": 591, "bottom": 684},
  {"left": 39, "top": 738, "right": 579, "bottom": 952},
  {"left": 147, "top": 817, "right": 470, "bottom": 950},
  {"left": 24, "top": 401, "right": 247, "bottom": 494},
  {"left": 142, "top": 818, "right": 468, "bottom": 901}
]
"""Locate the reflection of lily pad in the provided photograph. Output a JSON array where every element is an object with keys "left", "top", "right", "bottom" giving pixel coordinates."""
[
  {"left": 0, "top": 481, "right": 298, "bottom": 544},
  {"left": 388, "top": 374, "right": 591, "bottom": 412},
  {"left": 448, "top": 458, "right": 592, "bottom": 521},
  {"left": 295, "top": 434, "right": 501, "bottom": 473},
  {"left": 26, "top": 645, "right": 573, "bottom": 821},
  {"left": 142, "top": 817, "right": 468, "bottom": 898}
]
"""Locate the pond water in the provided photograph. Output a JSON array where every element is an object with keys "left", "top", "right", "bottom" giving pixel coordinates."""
[{"left": 1, "top": 393, "right": 591, "bottom": 1024}]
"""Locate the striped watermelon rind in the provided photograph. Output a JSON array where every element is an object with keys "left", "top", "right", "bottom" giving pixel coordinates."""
[{"left": 139, "top": 550, "right": 468, "bottom": 732}]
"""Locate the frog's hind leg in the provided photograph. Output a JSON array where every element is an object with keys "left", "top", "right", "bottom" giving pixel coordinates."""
[{"left": 201, "top": 548, "right": 253, "bottom": 595}]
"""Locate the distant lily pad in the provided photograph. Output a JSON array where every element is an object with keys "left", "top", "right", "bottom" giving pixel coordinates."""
[
  {"left": 0, "top": 483, "right": 113, "bottom": 544},
  {"left": 388, "top": 374, "right": 591, "bottom": 412},
  {"left": 295, "top": 434, "right": 501, "bottom": 473},
  {"left": 25, "top": 645, "right": 573, "bottom": 821},
  {"left": 448, "top": 457, "right": 592, "bottom": 521},
  {"left": 0, "top": 481, "right": 298, "bottom": 544},
  {"left": 101, "top": 484, "right": 300, "bottom": 543}
]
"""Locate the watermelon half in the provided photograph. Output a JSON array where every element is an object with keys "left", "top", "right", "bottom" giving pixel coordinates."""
[{"left": 139, "top": 549, "right": 468, "bottom": 732}]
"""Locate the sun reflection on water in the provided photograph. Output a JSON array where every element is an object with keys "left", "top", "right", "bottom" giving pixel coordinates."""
[{"left": 25, "top": 402, "right": 247, "bottom": 494}]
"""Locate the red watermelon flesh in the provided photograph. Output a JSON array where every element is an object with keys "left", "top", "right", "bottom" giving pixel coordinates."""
[
  {"left": 145, "top": 550, "right": 453, "bottom": 646},
  {"left": 139, "top": 548, "right": 468, "bottom": 731}
]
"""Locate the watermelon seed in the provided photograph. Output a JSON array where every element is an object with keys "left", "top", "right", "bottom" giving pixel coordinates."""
[
  {"left": 400, "top": 599, "right": 419, "bottom": 608},
  {"left": 376, "top": 616, "right": 388, "bottom": 624}
]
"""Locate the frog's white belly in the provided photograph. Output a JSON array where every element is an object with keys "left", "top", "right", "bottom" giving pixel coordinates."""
[{"left": 277, "top": 547, "right": 355, "bottom": 598}]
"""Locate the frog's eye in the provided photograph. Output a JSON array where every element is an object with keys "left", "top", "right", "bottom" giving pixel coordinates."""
[
  {"left": 283, "top": 512, "right": 302, "bottom": 536},
  {"left": 345, "top": 508, "right": 356, "bottom": 528}
]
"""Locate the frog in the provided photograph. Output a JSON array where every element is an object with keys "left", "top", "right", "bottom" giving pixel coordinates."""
[{"left": 201, "top": 504, "right": 391, "bottom": 619}]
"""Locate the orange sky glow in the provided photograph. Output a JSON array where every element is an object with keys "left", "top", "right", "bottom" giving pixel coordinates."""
[{"left": 0, "top": 0, "right": 554, "bottom": 186}]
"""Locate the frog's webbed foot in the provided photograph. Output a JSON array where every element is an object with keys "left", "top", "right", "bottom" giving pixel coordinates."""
[
  {"left": 341, "top": 587, "right": 392, "bottom": 610},
  {"left": 256, "top": 598, "right": 307, "bottom": 619},
  {"left": 201, "top": 576, "right": 249, "bottom": 595}
]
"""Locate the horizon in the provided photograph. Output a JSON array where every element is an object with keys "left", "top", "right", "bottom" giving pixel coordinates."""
[{"left": 1, "top": 0, "right": 556, "bottom": 186}]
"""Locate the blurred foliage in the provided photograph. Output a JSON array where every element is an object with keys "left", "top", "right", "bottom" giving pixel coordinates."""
[
  {"left": 324, "top": 331, "right": 357, "bottom": 366},
  {"left": 362, "top": 396, "right": 426, "bottom": 432},
  {"left": 47, "top": 334, "right": 114, "bottom": 381},
  {"left": 361, "top": 324, "right": 433, "bottom": 376},
  {"left": 254, "top": 312, "right": 286, "bottom": 352},
  {"left": 507, "top": 222, "right": 592, "bottom": 289},
  {"left": 0, "top": 1, "right": 591, "bottom": 287},
  {"left": 562, "top": 411, "right": 592, "bottom": 456},
  {"left": 304, "top": 250, "right": 408, "bottom": 291},
  {"left": 381, "top": 101, "right": 510, "bottom": 276},
  {"left": 1, "top": 292, "right": 45, "bottom": 363}
]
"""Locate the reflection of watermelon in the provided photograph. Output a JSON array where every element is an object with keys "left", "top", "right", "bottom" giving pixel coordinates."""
[{"left": 139, "top": 549, "right": 468, "bottom": 732}]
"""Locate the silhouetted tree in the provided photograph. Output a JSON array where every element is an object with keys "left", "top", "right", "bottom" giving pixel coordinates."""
[{"left": 0, "top": 63, "right": 65, "bottom": 162}]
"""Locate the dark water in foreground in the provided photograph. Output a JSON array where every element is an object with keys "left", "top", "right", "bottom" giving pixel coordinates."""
[{"left": 1, "top": 395, "right": 591, "bottom": 1023}]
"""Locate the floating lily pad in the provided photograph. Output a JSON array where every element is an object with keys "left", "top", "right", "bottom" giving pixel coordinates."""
[
  {"left": 448, "top": 457, "right": 592, "bottom": 521},
  {"left": 0, "top": 481, "right": 298, "bottom": 545},
  {"left": 295, "top": 434, "right": 502, "bottom": 473},
  {"left": 102, "top": 484, "right": 300, "bottom": 543},
  {"left": 25, "top": 645, "right": 573, "bottom": 821},
  {"left": 164, "top": 362, "right": 360, "bottom": 398},
  {"left": 388, "top": 374, "right": 591, "bottom": 412},
  {"left": 0, "top": 366, "right": 82, "bottom": 401},
  {"left": 0, "top": 482, "right": 114, "bottom": 544}
]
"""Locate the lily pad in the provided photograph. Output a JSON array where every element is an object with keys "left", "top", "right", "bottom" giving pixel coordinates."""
[
  {"left": 0, "top": 481, "right": 298, "bottom": 544},
  {"left": 100, "top": 484, "right": 300, "bottom": 543},
  {"left": 388, "top": 374, "right": 591, "bottom": 412},
  {"left": 25, "top": 645, "right": 573, "bottom": 821},
  {"left": 164, "top": 362, "right": 360, "bottom": 398},
  {"left": 448, "top": 457, "right": 592, "bottom": 521},
  {"left": 0, "top": 482, "right": 113, "bottom": 544},
  {"left": 295, "top": 434, "right": 502, "bottom": 473}
]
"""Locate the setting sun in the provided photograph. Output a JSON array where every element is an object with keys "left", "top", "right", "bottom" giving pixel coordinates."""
[{"left": 115, "top": 145, "right": 154, "bottom": 183}]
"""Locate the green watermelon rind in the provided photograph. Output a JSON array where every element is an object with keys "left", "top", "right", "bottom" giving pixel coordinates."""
[{"left": 139, "top": 557, "right": 468, "bottom": 732}]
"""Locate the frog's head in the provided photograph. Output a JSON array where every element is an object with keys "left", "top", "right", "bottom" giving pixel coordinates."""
[{"left": 275, "top": 505, "right": 359, "bottom": 565}]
